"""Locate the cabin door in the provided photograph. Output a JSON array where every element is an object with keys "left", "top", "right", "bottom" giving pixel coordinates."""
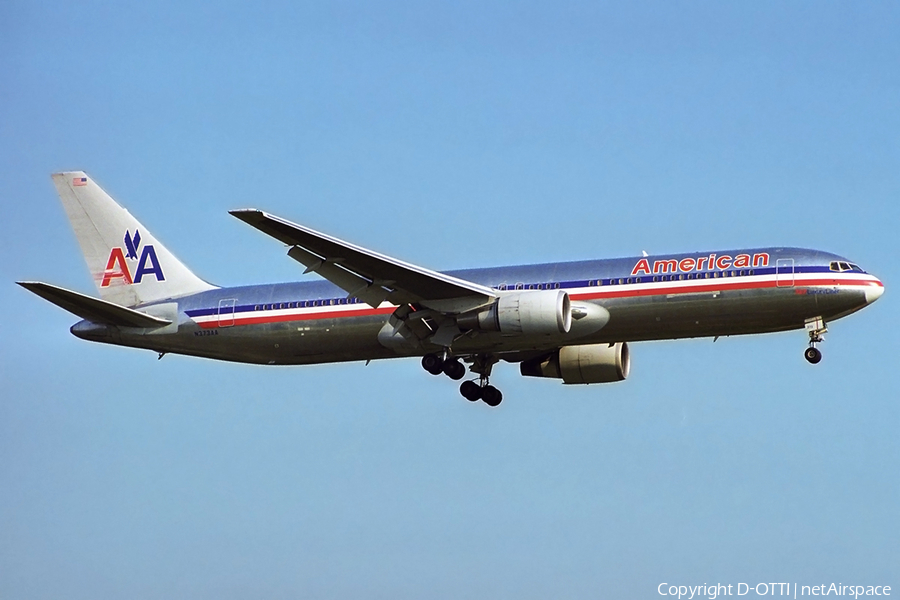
[
  {"left": 218, "top": 298, "right": 236, "bottom": 327},
  {"left": 776, "top": 258, "right": 795, "bottom": 287}
]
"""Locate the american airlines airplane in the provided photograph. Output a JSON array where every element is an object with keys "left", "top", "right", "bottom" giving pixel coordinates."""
[{"left": 19, "top": 172, "right": 884, "bottom": 406}]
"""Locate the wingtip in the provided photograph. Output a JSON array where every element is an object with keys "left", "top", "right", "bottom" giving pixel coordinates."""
[{"left": 229, "top": 209, "right": 268, "bottom": 224}]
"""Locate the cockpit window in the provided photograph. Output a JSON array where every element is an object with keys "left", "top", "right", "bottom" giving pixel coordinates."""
[{"left": 830, "top": 261, "right": 865, "bottom": 273}]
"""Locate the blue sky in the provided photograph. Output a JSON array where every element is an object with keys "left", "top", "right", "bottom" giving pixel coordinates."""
[{"left": 1, "top": 2, "right": 898, "bottom": 598}]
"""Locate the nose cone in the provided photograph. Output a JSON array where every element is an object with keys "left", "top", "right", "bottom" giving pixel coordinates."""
[{"left": 865, "top": 279, "right": 885, "bottom": 304}]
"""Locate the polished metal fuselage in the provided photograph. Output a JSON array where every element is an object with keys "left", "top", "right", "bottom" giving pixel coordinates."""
[{"left": 70, "top": 247, "right": 882, "bottom": 365}]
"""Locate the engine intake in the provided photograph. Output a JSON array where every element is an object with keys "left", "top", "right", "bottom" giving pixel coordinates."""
[
  {"left": 457, "top": 290, "right": 572, "bottom": 335},
  {"left": 520, "top": 342, "right": 631, "bottom": 384}
]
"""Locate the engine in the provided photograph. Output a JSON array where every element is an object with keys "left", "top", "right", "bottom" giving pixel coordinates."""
[
  {"left": 520, "top": 342, "right": 631, "bottom": 384},
  {"left": 457, "top": 290, "right": 572, "bottom": 335}
]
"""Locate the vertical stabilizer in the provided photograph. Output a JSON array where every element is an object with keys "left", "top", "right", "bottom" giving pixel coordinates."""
[{"left": 52, "top": 171, "right": 217, "bottom": 307}]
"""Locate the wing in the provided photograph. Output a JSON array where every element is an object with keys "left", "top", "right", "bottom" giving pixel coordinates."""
[{"left": 229, "top": 209, "right": 497, "bottom": 313}]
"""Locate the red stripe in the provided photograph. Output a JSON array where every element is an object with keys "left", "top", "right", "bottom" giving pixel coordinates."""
[
  {"left": 570, "top": 277, "right": 879, "bottom": 301},
  {"left": 197, "top": 306, "right": 395, "bottom": 329},
  {"left": 196, "top": 278, "right": 881, "bottom": 329}
]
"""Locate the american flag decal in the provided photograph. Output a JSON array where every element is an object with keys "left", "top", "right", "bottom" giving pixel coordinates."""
[{"left": 73, "top": 177, "right": 87, "bottom": 187}]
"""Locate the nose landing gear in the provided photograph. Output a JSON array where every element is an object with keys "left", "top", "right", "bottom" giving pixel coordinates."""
[
  {"left": 804, "top": 346, "right": 822, "bottom": 364},
  {"left": 804, "top": 316, "right": 827, "bottom": 364}
]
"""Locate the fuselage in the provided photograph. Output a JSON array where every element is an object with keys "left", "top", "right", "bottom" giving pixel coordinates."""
[{"left": 71, "top": 246, "right": 884, "bottom": 366}]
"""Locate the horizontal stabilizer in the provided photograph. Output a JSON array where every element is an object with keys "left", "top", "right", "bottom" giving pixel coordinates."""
[{"left": 17, "top": 281, "right": 172, "bottom": 328}]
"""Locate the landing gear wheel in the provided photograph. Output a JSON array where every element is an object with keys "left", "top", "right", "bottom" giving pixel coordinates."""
[
  {"left": 421, "top": 353, "right": 443, "bottom": 375},
  {"left": 460, "top": 380, "right": 482, "bottom": 401},
  {"left": 481, "top": 385, "right": 503, "bottom": 407},
  {"left": 804, "top": 347, "right": 822, "bottom": 364},
  {"left": 443, "top": 358, "right": 466, "bottom": 380}
]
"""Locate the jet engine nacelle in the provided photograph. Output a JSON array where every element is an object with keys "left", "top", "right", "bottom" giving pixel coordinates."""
[
  {"left": 457, "top": 290, "right": 572, "bottom": 335},
  {"left": 520, "top": 342, "right": 631, "bottom": 384}
]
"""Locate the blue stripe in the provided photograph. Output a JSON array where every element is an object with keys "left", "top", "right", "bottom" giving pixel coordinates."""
[{"left": 183, "top": 264, "right": 843, "bottom": 318}]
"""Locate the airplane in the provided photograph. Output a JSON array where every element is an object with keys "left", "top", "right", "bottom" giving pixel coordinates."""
[{"left": 18, "top": 172, "right": 885, "bottom": 407}]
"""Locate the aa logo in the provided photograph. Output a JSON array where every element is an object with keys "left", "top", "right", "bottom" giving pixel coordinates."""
[{"left": 101, "top": 229, "right": 165, "bottom": 287}]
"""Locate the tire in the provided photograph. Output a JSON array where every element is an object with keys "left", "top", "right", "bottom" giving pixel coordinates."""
[
  {"left": 443, "top": 359, "right": 466, "bottom": 380},
  {"left": 421, "top": 353, "right": 444, "bottom": 375},
  {"left": 804, "top": 347, "right": 822, "bottom": 364},
  {"left": 481, "top": 385, "right": 503, "bottom": 407},
  {"left": 460, "top": 380, "right": 482, "bottom": 401}
]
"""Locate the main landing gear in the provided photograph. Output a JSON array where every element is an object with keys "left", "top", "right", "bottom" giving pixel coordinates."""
[
  {"left": 421, "top": 352, "right": 503, "bottom": 407},
  {"left": 421, "top": 353, "right": 466, "bottom": 379},
  {"left": 459, "top": 379, "right": 503, "bottom": 407},
  {"left": 804, "top": 316, "right": 826, "bottom": 364}
]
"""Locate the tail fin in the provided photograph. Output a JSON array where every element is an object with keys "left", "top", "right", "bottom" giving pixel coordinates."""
[{"left": 52, "top": 171, "right": 216, "bottom": 307}]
